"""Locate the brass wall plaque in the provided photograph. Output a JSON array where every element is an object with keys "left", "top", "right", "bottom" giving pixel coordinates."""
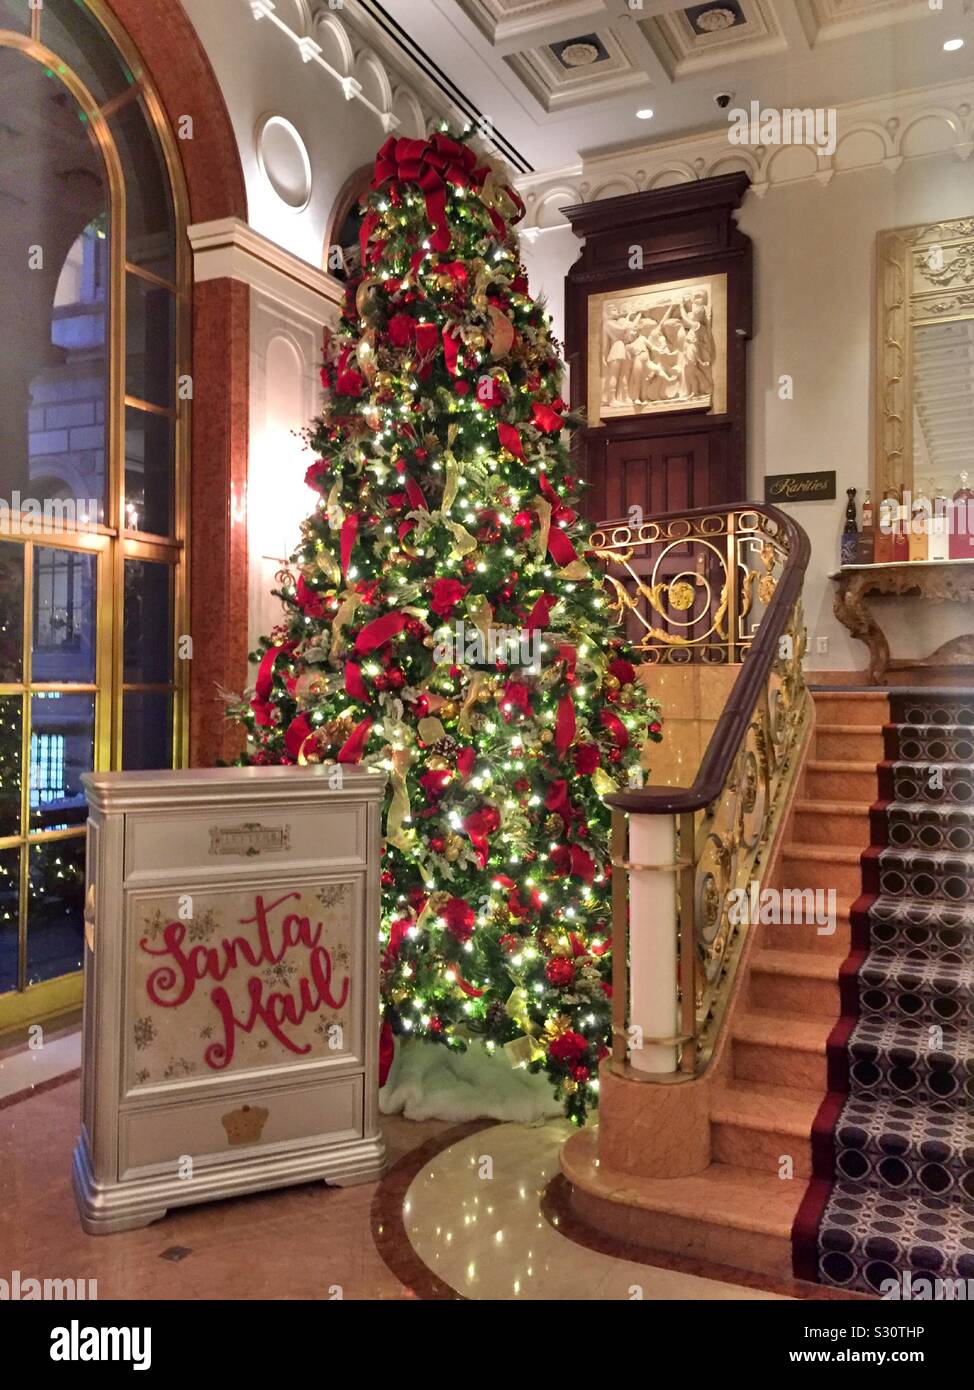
[{"left": 208, "top": 822, "right": 291, "bottom": 857}]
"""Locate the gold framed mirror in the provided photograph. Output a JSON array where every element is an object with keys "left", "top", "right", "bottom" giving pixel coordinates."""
[{"left": 875, "top": 216, "right": 974, "bottom": 504}]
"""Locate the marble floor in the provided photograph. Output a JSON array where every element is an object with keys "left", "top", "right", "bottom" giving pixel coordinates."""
[{"left": 0, "top": 1031, "right": 812, "bottom": 1300}]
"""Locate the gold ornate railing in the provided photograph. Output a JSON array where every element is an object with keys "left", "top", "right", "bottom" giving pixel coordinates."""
[
  {"left": 590, "top": 506, "right": 793, "bottom": 664},
  {"left": 597, "top": 502, "right": 811, "bottom": 1080}
]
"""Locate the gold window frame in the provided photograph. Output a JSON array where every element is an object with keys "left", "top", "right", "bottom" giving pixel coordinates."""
[{"left": 0, "top": 1, "right": 190, "bottom": 1031}]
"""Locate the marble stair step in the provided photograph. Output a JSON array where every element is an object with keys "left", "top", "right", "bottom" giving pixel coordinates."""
[
  {"left": 562, "top": 1126, "right": 803, "bottom": 1279},
  {"left": 749, "top": 948, "right": 841, "bottom": 1017},
  {"left": 805, "top": 760, "right": 880, "bottom": 801},
  {"left": 781, "top": 842, "right": 863, "bottom": 898},
  {"left": 809, "top": 691, "right": 890, "bottom": 726},
  {"left": 711, "top": 1080, "right": 822, "bottom": 1178},
  {"left": 793, "top": 799, "right": 872, "bottom": 848},
  {"left": 816, "top": 723, "right": 885, "bottom": 762},
  {"left": 761, "top": 910, "right": 851, "bottom": 958},
  {"left": 732, "top": 1009, "right": 831, "bottom": 1090}
]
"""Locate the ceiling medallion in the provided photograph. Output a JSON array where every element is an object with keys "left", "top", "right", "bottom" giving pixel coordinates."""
[
  {"left": 559, "top": 41, "right": 600, "bottom": 67},
  {"left": 695, "top": 7, "right": 738, "bottom": 32}
]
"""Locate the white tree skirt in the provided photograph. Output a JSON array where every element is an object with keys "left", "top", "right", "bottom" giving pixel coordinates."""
[{"left": 379, "top": 1038, "right": 564, "bottom": 1124}]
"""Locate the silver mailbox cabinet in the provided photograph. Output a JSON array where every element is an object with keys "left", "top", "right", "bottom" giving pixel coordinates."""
[{"left": 73, "top": 765, "right": 387, "bottom": 1234}]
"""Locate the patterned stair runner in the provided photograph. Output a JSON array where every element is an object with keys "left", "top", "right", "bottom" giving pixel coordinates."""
[{"left": 793, "top": 691, "right": 974, "bottom": 1295}]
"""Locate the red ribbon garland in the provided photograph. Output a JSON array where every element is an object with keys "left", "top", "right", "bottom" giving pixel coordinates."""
[
  {"left": 251, "top": 642, "right": 293, "bottom": 726},
  {"left": 345, "top": 661, "right": 368, "bottom": 700},
  {"left": 284, "top": 713, "right": 315, "bottom": 761},
  {"left": 496, "top": 421, "right": 525, "bottom": 461},
  {"left": 600, "top": 709, "right": 629, "bottom": 749},
  {"left": 442, "top": 325, "right": 462, "bottom": 376},
  {"left": 404, "top": 474, "right": 428, "bottom": 511},
  {"left": 354, "top": 612, "right": 408, "bottom": 655},
  {"left": 555, "top": 693, "right": 576, "bottom": 756},
  {"left": 337, "top": 716, "right": 373, "bottom": 764},
  {"left": 340, "top": 513, "right": 359, "bottom": 578},
  {"left": 526, "top": 594, "right": 557, "bottom": 630}
]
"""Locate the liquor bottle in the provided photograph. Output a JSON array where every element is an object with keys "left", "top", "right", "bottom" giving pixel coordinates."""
[
  {"left": 928, "top": 481, "right": 950, "bottom": 561},
  {"left": 841, "top": 487, "right": 858, "bottom": 566},
  {"left": 949, "top": 470, "right": 974, "bottom": 560},
  {"left": 892, "top": 501, "right": 910, "bottom": 562},
  {"left": 875, "top": 490, "right": 897, "bottom": 564},
  {"left": 856, "top": 489, "right": 875, "bottom": 563},
  {"left": 910, "top": 482, "right": 929, "bottom": 562}
]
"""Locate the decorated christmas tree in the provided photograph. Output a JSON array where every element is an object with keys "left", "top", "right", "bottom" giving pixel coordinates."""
[{"left": 232, "top": 128, "right": 661, "bottom": 1121}]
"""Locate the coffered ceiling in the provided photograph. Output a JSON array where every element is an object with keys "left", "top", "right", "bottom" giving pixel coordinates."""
[{"left": 374, "top": 0, "right": 974, "bottom": 171}]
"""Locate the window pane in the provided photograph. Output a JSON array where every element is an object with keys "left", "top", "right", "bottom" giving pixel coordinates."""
[
  {"left": 0, "top": 696, "right": 24, "bottom": 838},
  {"left": 0, "top": 543, "right": 25, "bottom": 682},
  {"left": 125, "top": 407, "right": 173, "bottom": 537},
  {"left": 126, "top": 275, "right": 174, "bottom": 410},
  {"left": 39, "top": 0, "right": 135, "bottom": 107},
  {"left": 112, "top": 97, "right": 176, "bottom": 282},
  {"left": 29, "top": 692, "right": 94, "bottom": 831},
  {"left": 123, "top": 690, "right": 172, "bottom": 771},
  {"left": 124, "top": 559, "right": 172, "bottom": 683},
  {"left": 27, "top": 835, "right": 85, "bottom": 985},
  {"left": 32, "top": 546, "right": 97, "bottom": 684},
  {"left": 0, "top": 846, "right": 20, "bottom": 995},
  {"left": 0, "top": 49, "right": 110, "bottom": 525}
]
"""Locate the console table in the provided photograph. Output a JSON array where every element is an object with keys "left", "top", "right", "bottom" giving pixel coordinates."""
[{"left": 830, "top": 559, "right": 974, "bottom": 684}]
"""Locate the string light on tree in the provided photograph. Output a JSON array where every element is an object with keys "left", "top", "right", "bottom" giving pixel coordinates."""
[{"left": 232, "top": 128, "right": 662, "bottom": 1121}]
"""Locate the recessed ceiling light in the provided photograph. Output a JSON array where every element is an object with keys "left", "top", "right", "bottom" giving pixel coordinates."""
[
  {"left": 943, "top": 38, "right": 964, "bottom": 52},
  {"left": 636, "top": 108, "right": 654, "bottom": 120}
]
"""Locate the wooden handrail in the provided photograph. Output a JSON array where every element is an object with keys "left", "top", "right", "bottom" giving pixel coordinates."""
[{"left": 604, "top": 501, "right": 811, "bottom": 816}]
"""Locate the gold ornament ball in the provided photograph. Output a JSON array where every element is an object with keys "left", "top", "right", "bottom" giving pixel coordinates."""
[
  {"left": 605, "top": 675, "right": 620, "bottom": 691},
  {"left": 423, "top": 636, "right": 435, "bottom": 648},
  {"left": 540, "top": 729, "right": 553, "bottom": 744},
  {"left": 476, "top": 688, "right": 492, "bottom": 704},
  {"left": 440, "top": 701, "right": 458, "bottom": 720}
]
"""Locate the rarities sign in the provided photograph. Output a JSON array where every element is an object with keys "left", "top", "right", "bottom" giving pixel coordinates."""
[{"left": 764, "top": 471, "right": 837, "bottom": 503}]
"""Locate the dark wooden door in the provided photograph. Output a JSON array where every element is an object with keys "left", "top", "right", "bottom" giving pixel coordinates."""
[{"left": 588, "top": 431, "right": 723, "bottom": 523}]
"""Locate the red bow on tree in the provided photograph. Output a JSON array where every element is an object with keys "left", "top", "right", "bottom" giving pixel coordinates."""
[{"left": 372, "top": 134, "right": 485, "bottom": 254}]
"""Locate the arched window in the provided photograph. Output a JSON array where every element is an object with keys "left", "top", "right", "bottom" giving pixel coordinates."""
[{"left": 0, "top": 0, "right": 188, "bottom": 1028}]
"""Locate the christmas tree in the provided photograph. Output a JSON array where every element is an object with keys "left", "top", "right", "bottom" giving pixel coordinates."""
[{"left": 233, "top": 129, "right": 661, "bottom": 1122}]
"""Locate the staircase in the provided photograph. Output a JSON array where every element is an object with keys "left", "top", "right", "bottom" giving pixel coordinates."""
[
  {"left": 793, "top": 689, "right": 974, "bottom": 1294},
  {"left": 564, "top": 689, "right": 890, "bottom": 1281}
]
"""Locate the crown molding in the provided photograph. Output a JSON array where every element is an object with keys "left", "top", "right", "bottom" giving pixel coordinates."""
[
  {"left": 515, "top": 76, "right": 974, "bottom": 225},
  {"left": 188, "top": 217, "right": 345, "bottom": 320}
]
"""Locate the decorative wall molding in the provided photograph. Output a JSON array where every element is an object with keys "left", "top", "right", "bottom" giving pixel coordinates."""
[
  {"left": 245, "top": 0, "right": 458, "bottom": 147},
  {"left": 514, "top": 77, "right": 974, "bottom": 226},
  {"left": 189, "top": 217, "right": 345, "bottom": 321}
]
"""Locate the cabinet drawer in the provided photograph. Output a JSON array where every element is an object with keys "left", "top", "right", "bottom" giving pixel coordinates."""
[
  {"left": 118, "top": 1073, "right": 364, "bottom": 1179},
  {"left": 124, "top": 802, "right": 368, "bottom": 883}
]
